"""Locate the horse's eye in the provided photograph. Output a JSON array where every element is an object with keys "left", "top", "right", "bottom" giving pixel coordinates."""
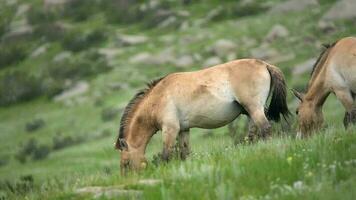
[{"left": 296, "top": 110, "right": 299, "bottom": 115}]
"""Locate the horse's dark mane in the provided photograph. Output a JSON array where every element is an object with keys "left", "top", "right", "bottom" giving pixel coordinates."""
[
  {"left": 310, "top": 42, "right": 336, "bottom": 77},
  {"left": 115, "top": 76, "right": 165, "bottom": 149}
]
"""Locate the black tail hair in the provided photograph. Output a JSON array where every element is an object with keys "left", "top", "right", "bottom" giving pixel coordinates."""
[{"left": 266, "top": 65, "right": 291, "bottom": 122}]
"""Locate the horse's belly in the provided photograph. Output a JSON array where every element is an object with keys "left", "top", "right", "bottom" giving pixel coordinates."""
[{"left": 184, "top": 101, "right": 242, "bottom": 129}]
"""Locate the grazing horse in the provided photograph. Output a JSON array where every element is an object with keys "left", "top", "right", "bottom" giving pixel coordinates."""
[
  {"left": 292, "top": 37, "right": 356, "bottom": 137},
  {"left": 116, "top": 59, "right": 290, "bottom": 173}
]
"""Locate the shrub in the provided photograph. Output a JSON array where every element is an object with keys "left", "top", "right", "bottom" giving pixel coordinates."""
[
  {"left": 25, "top": 118, "right": 45, "bottom": 132},
  {"left": 0, "top": 71, "right": 41, "bottom": 106},
  {"left": 52, "top": 133, "right": 85, "bottom": 150},
  {"left": 61, "top": 29, "right": 106, "bottom": 52},
  {"left": 0, "top": 41, "right": 28, "bottom": 69},
  {"left": 15, "top": 139, "right": 51, "bottom": 163},
  {"left": 31, "top": 145, "right": 51, "bottom": 161},
  {"left": 47, "top": 49, "right": 110, "bottom": 81}
]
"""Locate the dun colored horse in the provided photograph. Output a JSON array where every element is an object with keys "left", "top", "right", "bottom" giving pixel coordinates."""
[
  {"left": 293, "top": 37, "right": 356, "bottom": 137},
  {"left": 116, "top": 59, "right": 290, "bottom": 173}
]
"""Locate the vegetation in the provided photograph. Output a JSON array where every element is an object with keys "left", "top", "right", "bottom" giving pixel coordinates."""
[{"left": 0, "top": 0, "right": 355, "bottom": 199}]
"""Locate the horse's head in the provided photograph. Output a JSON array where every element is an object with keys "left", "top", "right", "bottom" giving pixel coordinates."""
[
  {"left": 117, "top": 139, "right": 148, "bottom": 175},
  {"left": 292, "top": 89, "right": 324, "bottom": 137}
]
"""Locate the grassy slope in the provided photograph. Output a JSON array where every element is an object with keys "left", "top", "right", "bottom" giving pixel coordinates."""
[{"left": 1, "top": 0, "right": 356, "bottom": 199}]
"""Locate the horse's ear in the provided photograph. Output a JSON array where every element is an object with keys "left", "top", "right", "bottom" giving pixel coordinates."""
[
  {"left": 291, "top": 89, "right": 304, "bottom": 101},
  {"left": 118, "top": 139, "right": 128, "bottom": 151}
]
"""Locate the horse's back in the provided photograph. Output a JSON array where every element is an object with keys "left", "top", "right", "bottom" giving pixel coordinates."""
[{"left": 328, "top": 37, "right": 356, "bottom": 92}]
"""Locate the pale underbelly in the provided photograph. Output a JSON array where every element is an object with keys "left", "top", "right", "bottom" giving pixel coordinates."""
[{"left": 181, "top": 101, "right": 242, "bottom": 129}]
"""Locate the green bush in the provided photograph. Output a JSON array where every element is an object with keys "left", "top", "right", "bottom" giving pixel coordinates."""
[
  {"left": 52, "top": 133, "right": 85, "bottom": 150},
  {"left": 0, "top": 41, "right": 28, "bottom": 69},
  {"left": 61, "top": 28, "right": 106, "bottom": 52},
  {"left": 47, "top": 50, "right": 110, "bottom": 81},
  {"left": 0, "top": 71, "right": 41, "bottom": 106},
  {"left": 31, "top": 144, "right": 51, "bottom": 161},
  {"left": 15, "top": 139, "right": 51, "bottom": 163}
]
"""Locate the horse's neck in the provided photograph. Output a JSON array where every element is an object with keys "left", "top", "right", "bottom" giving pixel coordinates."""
[
  {"left": 126, "top": 108, "right": 157, "bottom": 153},
  {"left": 305, "top": 68, "right": 330, "bottom": 108}
]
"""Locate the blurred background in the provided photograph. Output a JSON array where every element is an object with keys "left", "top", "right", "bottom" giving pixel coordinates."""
[{"left": 0, "top": 0, "right": 355, "bottom": 198}]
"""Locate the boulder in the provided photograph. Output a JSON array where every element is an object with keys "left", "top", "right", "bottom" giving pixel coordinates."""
[
  {"left": 1, "top": 24, "right": 33, "bottom": 41},
  {"left": 54, "top": 81, "right": 89, "bottom": 102},
  {"left": 129, "top": 52, "right": 163, "bottom": 65},
  {"left": 269, "top": 0, "right": 318, "bottom": 14},
  {"left": 75, "top": 186, "right": 142, "bottom": 199},
  {"left": 158, "top": 16, "right": 178, "bottom": 28},
  {"left": 250, "top": 43, "right": 295, "bottom": 63},
  {"left": 44, "top": 0, "right": 72, "bottom": 9},
  {"left": 117, "top": 34, "right": 148, "bottom": 46},
  {"left": 210, "top": 39, "right": 237, "bottom": 57},
  {"left": 15, "top": 4, "right": 30, "bottom": 18},
  {"left": 292, "top": 58, "right": 317, "bottom": 75},
  {"left": 53, "top": 51, "right": 72, "bottom": 62},
  {"left": 30, "top": 44, "right": 48, "bottom": 58},
  {"left": 203, "top": 57, "right": 222, "bottom": 67},
  {"left": 321, "top": 0, "right": 356, "bottom": 21},
  {"left": 264, "top": 24, "right": 289, "bottom": 42},
  {"left": 174, "top": 55, "right": 194, "bottom": 68}
]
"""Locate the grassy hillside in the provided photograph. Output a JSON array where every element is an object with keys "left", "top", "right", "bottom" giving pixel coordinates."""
[{"left": 0, "top": 0, "right": 355, "bottom": 199}]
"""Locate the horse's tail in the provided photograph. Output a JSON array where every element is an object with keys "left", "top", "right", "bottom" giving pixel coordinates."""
[{"left": 266, "top": 65, "right": 290, "bottom": 122}]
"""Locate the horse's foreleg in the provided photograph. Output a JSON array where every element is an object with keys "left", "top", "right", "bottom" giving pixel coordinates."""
[
  {"left": 334, "top": 89, "right": 355, "bottom": 128},
  {"left": 162, "top": 124, "right": 180, "bottom": 161},
  {"left": 178, "top": 130, "right": 190, "bottom": 160}
]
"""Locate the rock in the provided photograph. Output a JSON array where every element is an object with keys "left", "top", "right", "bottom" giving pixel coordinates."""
[
  {"left": 30, "top": 44, "right": 48, "bottom": 58},
  {"left": 98, "top": 48, "right": 122, "bottom": 66},
  {"left": 203, "top": 57, "right": 222, "bottom": 67},
  {"left": 292, "top": 58, "right": 317, "bottom": 75},
  {"left": 158, "top": 16, "right": 178, "bottom": 28},
  {"left": 117, "top": 34, "right": 148, "bottom": 46},
  {"left": 129, "top": 52, "right": 162, "bottom": 65},
  {"left": 321, "top": 0, "right": 356, "bottom": 21},
  {"left": 174, "top": 55, "right": 194, "bottom": 68},
  {"left": 107, "top": 82, "right": 129, "bottom": 91},
  {"left": 15, "top": 4, "right": 30, "bottom": 18},
  {"left": 269, "top": 0, "right": 318, "bottom": 14},
  {"left": 137, "top": 179, "right": 162, "bottom": 186},
  {"left": 25, "top": 119, "right": 45, "bottom": 132},
  {"left": 53, "top": 51, "right": 72, "bottom": 62},
  {"left": 44, "top": 0, "right": 72, "bottom": 10},
  {"left": 205, "top": 6, "right": 224, "bottom": 22},
  {"left": 241, "top": 36, "right": 257, "bottom": 48},
  {"left": 317, "top": 21, "right": 336, "bottom": 34},
  {"left": 264, "top": 24, "right": 289, "bottom": 42},
  {"left": 250, "top": 43, "right": 279, "bottom": 60},
  {"left": 250, "top": 43, "right": 295, "bottom": 63},
  {"left": 76, "top": 186, "right": 142, "bottom": 199},
  {"left": 1, "top": 24, "right": 33, "bottom": 41},
  {"left": 54, "top": 81, "right": 89, "bottom": 102},
  {"left": 226, "top": 53, "right": 237, "bottom": 61},
  {"left": 210, "top": 39, "right": 237, "bottom": 57}
]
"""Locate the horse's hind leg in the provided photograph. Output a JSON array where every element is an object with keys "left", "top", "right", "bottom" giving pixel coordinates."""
[
  {"left": 334, "top": 89, "right": 355, "bottom": 128},
  {"left": 161, "top": 123, "right": 180, "bottom": 161},
  {"left": 246, "top": 106, "right": 271, "bottom": 139},
  {"left": 178, "top": 130, "right": 190, "bottom": 160},
  {"left": 247, "top": 118, "right": 258, "bottom": 143}
]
